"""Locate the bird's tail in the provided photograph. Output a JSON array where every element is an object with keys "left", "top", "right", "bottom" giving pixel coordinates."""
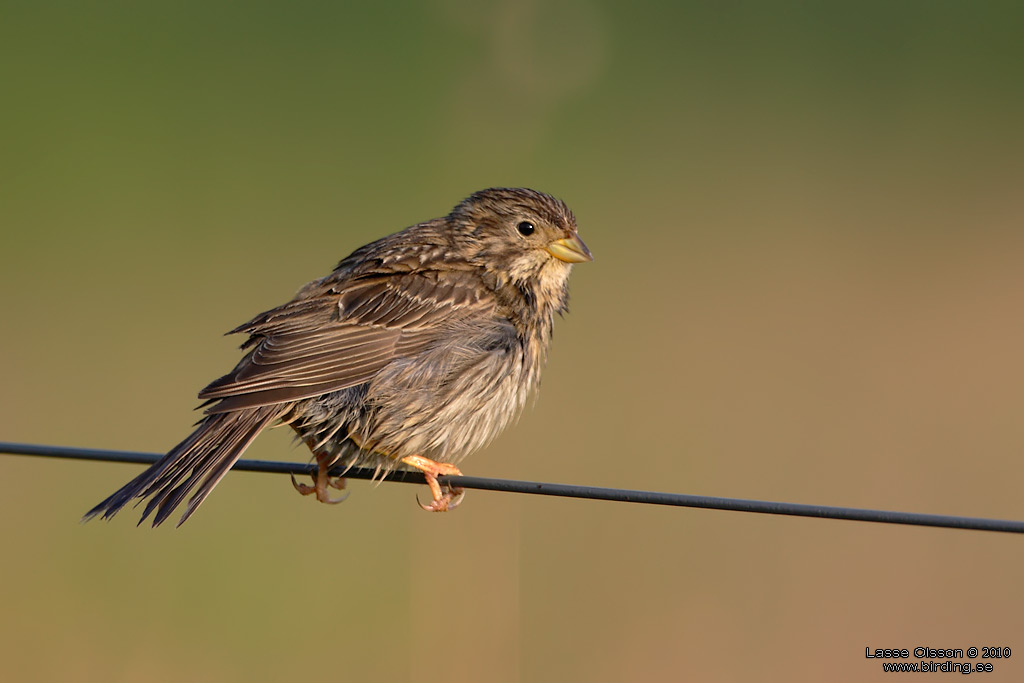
[{"left": 83, "top": 405, "right": 284, "bottom": 527}]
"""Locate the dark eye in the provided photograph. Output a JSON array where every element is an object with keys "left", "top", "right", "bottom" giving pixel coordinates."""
[{"left": 517, "top": 221, "right": 535, "bottom": 236}]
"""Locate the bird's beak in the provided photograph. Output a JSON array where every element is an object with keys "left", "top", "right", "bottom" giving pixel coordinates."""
[{"left": 546, "top": 233, "right": 594, "bottom": 263}]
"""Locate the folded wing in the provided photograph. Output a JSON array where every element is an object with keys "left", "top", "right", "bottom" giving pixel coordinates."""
[{"left": 200, "top": 269, "right": 494, "bottom": 413}]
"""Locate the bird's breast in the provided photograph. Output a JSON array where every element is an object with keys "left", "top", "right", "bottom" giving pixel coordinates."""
[{"left": 353, "top": 327, "right": 541, "bottom": 463}]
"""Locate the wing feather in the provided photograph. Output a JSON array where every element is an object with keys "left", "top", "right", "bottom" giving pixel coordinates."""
[{"left": 200, "top": 270, "right": 493, "bottom": 413}]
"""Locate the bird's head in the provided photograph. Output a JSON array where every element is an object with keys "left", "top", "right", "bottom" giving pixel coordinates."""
[{"left": 449, "top": 188, "right": 592, "bottom": 297}]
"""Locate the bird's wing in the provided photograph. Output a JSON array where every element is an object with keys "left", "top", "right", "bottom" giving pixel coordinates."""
[{"left": 199, "top": 269, "right": 495, "bottom": 413}]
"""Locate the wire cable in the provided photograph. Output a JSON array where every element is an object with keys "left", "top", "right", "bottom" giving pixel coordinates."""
[{"left": 2, "top": 441, "right": 1022, "bottom": 534}]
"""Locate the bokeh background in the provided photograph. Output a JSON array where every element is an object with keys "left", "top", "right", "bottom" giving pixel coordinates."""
[{"left": 2, "top": 1, "right": 1023, "bottom": 681}]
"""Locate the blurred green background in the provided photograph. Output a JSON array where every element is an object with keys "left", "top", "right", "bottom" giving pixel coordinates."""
[{"left": 2, "top": 1, "right": 1023, "bottom": 681}]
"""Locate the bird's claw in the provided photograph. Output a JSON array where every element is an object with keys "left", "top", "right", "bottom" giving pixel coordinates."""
[
  {"left": 320, "top": 489, "right": 349, "bottom": 505},
  {"left": 415, "top": 486, "right": 465, "bottom": 512},
  {"left": 291, "top": 472, "right": 315, "bottom": 496},
  {"left": 400, "top": 455, "right": 465, "bottom": 512},
  {"left": 291, "top": 465, "right": 349, "bottom": 504}
]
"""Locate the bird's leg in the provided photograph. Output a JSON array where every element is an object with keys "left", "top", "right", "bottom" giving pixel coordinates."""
[
  {"left": 400, "top": 455, "right": 465, "bottom": 512},
  {"left": 291, "top": 450, "right": 348, "bottom": 504}
]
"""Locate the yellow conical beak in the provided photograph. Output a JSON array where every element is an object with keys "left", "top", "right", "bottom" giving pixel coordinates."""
[{"left": 546, "top": 233, "right": 594, "bottom": 263}]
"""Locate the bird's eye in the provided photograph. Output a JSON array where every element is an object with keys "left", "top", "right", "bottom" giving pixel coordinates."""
[{"left": 517, "top": 221, "right": 535, "bottom": 236}]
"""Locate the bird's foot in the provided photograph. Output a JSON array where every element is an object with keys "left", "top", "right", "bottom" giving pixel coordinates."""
[
  {"left": 400, "top": 455, "right": 465, "bottom": 512},
  {"left": 291, "top": 454, "right": 348, "bottom": 504}
]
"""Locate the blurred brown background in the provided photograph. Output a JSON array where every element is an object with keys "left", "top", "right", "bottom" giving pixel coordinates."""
[{"left": 2, "top": 1, "right": 1023, "bottom": 681}]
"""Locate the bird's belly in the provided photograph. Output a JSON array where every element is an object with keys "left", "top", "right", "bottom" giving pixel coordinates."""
[{"left": 356, "top": 343, "right": 536, "bottom": 464}]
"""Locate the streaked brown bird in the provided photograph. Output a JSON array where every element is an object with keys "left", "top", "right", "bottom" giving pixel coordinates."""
[{"left": 84, "top": 188, "right": 592, "bottom": 526}]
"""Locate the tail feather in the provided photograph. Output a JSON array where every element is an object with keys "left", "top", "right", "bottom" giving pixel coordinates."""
[{"left": 83, "top": 406, "right": 283, "bottom": 527}]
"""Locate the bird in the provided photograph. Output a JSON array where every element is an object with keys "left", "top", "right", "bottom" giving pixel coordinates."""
[{"left": 84, "top": 187, "right": 592, "bottom": 527}]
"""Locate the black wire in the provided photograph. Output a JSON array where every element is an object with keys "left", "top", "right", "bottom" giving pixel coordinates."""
[{"left": 2, "top": 441, "right": 1022, "bottom": 534}]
